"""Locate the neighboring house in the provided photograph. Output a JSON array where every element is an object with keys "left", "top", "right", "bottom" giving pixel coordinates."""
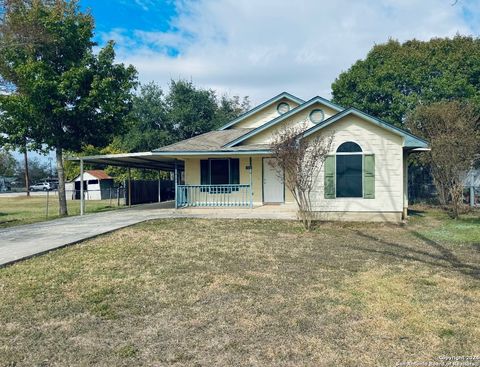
[
  {"left": 463, "top": 169, "right": 479, "bottom": 207},
  {"left": 66, "top": 170, "right": 114, "bottom": 200},
  {"left": 77, "top": 92, "right": 428, "bottom": 221}
]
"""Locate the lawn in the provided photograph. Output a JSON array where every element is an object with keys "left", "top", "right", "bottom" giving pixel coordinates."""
[
  {"left": 0, "top": 195, "right": 122, "bottom": 228},
  {"left": 0, "top": 209, "right": 479, "bottom": 366}
]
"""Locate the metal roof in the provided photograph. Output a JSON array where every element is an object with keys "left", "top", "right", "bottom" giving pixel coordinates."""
[{"left": 68, "top": 152, "right": 183, "bottom": 171}]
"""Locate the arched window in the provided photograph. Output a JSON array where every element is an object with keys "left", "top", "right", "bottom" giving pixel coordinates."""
[
  {"left": 337, "top": 142, "right": 362, "bottom": 153},
  {"left": 336, "top": 142, "right": 363, "bottom": 197}
]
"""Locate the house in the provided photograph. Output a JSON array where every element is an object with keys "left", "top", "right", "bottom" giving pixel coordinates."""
[
  {"left": 66, "top": 170, "right": 115, "bottom": 200},
  {"left": 76, "top": 92, "right": 428, "bottom": 221}
]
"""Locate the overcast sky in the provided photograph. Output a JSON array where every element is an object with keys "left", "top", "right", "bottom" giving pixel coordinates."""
[
  {"left": 15, "top": 0, "right": 480, "bottom": 162},
  {"left": 83, "top": 0, "right": 479, "bottom": 105}
]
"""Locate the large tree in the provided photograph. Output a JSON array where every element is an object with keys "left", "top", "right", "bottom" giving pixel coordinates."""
[
  {"left": 406, "top": 101, "right": 480, "bottom": 218},
  {"left": 120, "top": 82, "right": 170, "bottom": 152},
  {"left": 331, "top": 36, "right": 480, "bottom": 126},
  {"left": 119, "top": 80, "right": 250, "bottom": 152},
  {"left": 0, "top": 0, "right": 137, "bottom": 215},
  {"left": 166, "top": 80, "right": 219, "bottom": 140}
]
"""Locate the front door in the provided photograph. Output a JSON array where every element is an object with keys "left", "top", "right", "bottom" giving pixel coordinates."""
[{"left": 263, "top": 158, "right": 284, "bottom": 203}]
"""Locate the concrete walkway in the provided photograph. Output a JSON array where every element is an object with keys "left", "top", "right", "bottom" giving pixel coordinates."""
[{"left": 0, "top": 203, "right": 296, "bottom": 267}]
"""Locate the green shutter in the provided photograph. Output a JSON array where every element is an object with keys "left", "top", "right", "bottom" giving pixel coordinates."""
[
  {"left": 229, "top": 158, "right": 239, "bottom": 184},
  {"left": 200, "top": 160, "right": 209, "bottom": 185},
  {"left": 363, "top": 154, "right": 375, "bottom": 199},
  {"left": 324, "top": 155, "right": 335, "bottom": 199}
]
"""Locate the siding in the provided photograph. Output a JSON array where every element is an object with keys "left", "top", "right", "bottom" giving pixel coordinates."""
[
  {"left": 240, "top": 102, "right": 339, "bottom": 145},
  {"left": 307, "top": 115, "right": 404, "bottom": 213},
  {"left": 232, "top": 98, "right": 300, "bottom": 129},
  {"left": 182, "top": 114, "right": 404, "bottom": 213}
]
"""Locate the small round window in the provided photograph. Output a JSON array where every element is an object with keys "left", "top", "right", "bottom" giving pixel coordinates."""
[
  {"left": 277, "top": 102, "right": 290, "bottom": 115},
  {"left": 309, "top": 109, "right": 325, "bottom": 124}
]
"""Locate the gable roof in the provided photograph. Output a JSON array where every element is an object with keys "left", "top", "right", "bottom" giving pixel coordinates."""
[
  {"left": 80, "top": 170, "right": 112, "bottom": 180},
  {"left": 218, "top": 92, "right": 305, "bottom": 130},
  {"left": 302, "top": 107, "right": 429, "bottom": 148},
  {"left": 224, "top": 96, "right": 345, "bottom": 148}
]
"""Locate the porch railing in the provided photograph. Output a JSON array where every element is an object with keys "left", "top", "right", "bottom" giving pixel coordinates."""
[{"left": 176, "top": 184, "right": 252, "bottom": 208}]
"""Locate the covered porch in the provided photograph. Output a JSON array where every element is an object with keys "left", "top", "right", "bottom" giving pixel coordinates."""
[{"left": 71, "top": 151, "right": 277, "bottom": 213}]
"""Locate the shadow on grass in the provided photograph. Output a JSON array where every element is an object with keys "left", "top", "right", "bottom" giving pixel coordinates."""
[
  {"left": 407, "top": 208, "right": 426, "bottom": 217},
  {"left": 347, "top": 229, "right": 480, "bottom": 280}
]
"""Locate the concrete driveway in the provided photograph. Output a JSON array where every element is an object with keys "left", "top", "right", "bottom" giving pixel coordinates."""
[{"left": 0, "top": 203, "right": 296, "bottom": 267}]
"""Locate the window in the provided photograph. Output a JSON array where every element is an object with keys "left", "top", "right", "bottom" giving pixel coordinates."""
[
  {"left": 210, "top": 159, "right": 229, "bottom": 184},
  {"left": 88, "top": 179, "right": 98, "bottom": 185},
  {"left": 277, "top": 102, "right": 290, "bottom": 115},
  {"left": 336, "top": 142, "right": 362, "bottom": 198},
  {"left": 200, "top": 158, "right": 240, "bottom": 185},
  {"left": 309, "top": 109, "right": 325, "bottom": 124}
]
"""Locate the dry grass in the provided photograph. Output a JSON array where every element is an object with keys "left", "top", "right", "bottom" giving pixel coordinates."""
[
  {"left": 0, "top": 195, "right": 121, "bottom": 228},
  {"left": 0, "top": 208, "right": 479, "bottom": 366}
]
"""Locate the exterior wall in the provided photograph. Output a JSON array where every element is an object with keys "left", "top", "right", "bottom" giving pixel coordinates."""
[
  {"left": 307, "top": 115, "right": 404, "bottom": 214},
  {"left": 232, "top": 98, "right": 301, "bottom": 129},
  {"left": 240, "top": 102, "right": 339, "bottom": 145},
  {"left": 311, "top": 211, "right": 402, "bottom": 222},
  {"left": 182, "top": 156, "right": 265, "bottom": 205},
  {"left": 180, "top": 114, "right": 405, "bottom": 219}
]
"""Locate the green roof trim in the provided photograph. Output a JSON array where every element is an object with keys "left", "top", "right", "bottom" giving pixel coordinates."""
[
  {"left": 218, "top": 92, "right": 305, "bottom": 130},
  {"left": 302, "top": 107, "right": 429, "bottom": 148},
  {"left": 224, "top": 96, "right": 345, "bottom": 148}
]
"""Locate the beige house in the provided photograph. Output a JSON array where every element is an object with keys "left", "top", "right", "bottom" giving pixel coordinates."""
[{"left": 78, "top": 92, "right": 428, "bottom": 221}]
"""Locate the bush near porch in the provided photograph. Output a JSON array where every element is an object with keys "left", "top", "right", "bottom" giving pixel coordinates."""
[{"left": 0, "top": 208, "right": 479, "bottom": 366}]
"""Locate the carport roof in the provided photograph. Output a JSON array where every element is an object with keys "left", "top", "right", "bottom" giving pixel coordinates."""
[{"left": 69, "top": 152, "right": 182, "bottom": 171}]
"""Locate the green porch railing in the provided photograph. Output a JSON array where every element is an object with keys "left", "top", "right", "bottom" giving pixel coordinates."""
[{"left": 176, "top": 184, "right": 252, "bottom": 208}]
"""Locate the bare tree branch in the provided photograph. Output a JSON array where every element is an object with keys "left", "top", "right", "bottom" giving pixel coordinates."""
[{"left": 269, "top": 122, "right": 334, "bottom": 230}]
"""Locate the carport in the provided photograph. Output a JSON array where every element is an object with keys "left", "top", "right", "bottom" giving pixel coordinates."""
[{"left": 70, "top": 152, "right": 184, "bottom": 215}]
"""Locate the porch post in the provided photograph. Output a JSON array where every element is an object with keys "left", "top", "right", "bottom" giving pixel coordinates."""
[
  {"left": 249, "top": 157, "right": 253, "bottom": 208},
  {"left": 174, "top": 160, "right": 178, "bottom": 209},
  {"left": 80, "top": 158, "right": 84, "bottom": 216},
  {"left": 402, "top": 151, "right": 408, "bottom": 220},
  {"left": 158, "top": 170, "right": 161, "bottom": 203},
  {"left": 127, "top": 167, "right": 132, "bottom": 207},
  {"left": 470, "top": 186, "right": 475, "bottom": 207}
]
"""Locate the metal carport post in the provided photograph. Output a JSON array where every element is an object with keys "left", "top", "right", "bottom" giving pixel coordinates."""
[{"left": 80, "top": 158, "right": 84, "bottom": 216}]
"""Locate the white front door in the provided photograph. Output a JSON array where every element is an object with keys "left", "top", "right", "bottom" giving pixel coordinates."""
[{"left": 263, "top": 158, "right": 284, "bottom": 203}]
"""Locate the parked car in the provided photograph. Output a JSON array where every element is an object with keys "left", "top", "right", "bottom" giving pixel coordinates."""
[{"left": 29, "top": 182, "right": 52, "bottom": 191}]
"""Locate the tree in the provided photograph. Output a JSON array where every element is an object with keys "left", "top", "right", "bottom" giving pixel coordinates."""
[
  {"left": 118, "top": 80, "right": 250, "bottom": 153},
  {"left": 214, "top": 93, "right": 250, "bottom": 127},
  {"left": 406, "top": 101, "right": 480, "bottom": 218},
  {"left": 166, "top": 80, "right": 219, "bottom": 140},
  {"left": 270, "top": 123, "right": 333, "bottom": 230},
  {"left": 120, "top": 82, "right": 170, "bottom": 152},
  {"left": 331, "top": 36, "right": 480, "bottom": 126},
  {"left": 0, "top": 0, "right": 137, "bottom": 216},
  {"left": 14, "top": 155, "right": 52, "bottom": 185},
  {"left": 0, "top": 148, "right": 16, "bottom": 176}
]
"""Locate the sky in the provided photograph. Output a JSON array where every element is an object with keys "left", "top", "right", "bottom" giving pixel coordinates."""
[
  {"left": 14, "top": 0, "right": 480, "bottom": 163},
  {"left": 81, "top": 0, "right": 479, "bottom": 105}
]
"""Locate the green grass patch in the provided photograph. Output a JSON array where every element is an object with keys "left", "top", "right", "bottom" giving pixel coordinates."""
[{"left": 0, "top": 195, "right": 122, "bottom": 228}]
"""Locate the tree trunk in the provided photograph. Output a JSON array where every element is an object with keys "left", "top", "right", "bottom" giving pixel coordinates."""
[
  {"left": 56, "top": 148, "right": 68, "bottom": 216},
  {"left": 23, "top": 149, "right": 30, "bottom": 197}
]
